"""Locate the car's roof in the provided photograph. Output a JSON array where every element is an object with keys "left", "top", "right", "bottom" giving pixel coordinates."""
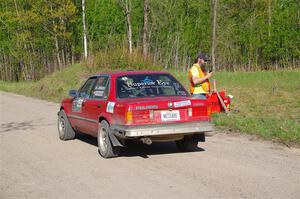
[{"left": 93, "top": 70, "right": 170, "bottom": 77}]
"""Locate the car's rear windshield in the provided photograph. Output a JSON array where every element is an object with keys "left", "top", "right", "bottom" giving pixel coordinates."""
[{"left": 116, "top": 74, "right": 189, "bottom": 98}]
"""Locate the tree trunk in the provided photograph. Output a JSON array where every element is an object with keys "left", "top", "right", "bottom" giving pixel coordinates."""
[
  {"left": 55, "top": 35, "right": 61, "bottom": 69},
  {"left": 175, "top": 33, "right": 179, "bottom": 70},
  {"left": 71, "top": 50, "right": 75, "bottom": 64},
  {"left": 29, "top": 43, "right": 35, "bottom": 80},
  {"left": 1, "top": 55, "right": 5, "bottom": 80},
  {"left": 51, "top": 4, "right": 61, "bottom": 70},
  {"left": 125, "top": 0, "right": 132, "bottom": 54},
  {"left": 62, "top": 49, "right": 66, "bottom": 67},
  {"left": 143, "top": 0, "right": 149, "bottom": 58},
  {"left": 82, "top": 0, "right": 88, "bottom": 59},
  {"left": 211, "top": 0, "right": 218, "bottom": 71},
  {"left": 8, "top": 56, "right": 12, "bottom": 81},
  {"left": 43, "top": 51, "right": 47, "bottom": 74},
  {"left": 61, "top": 18, "right": 67, "bottom": 67},
  {"left": 268, "top": 0, "right": 272, "bottom": 38}
]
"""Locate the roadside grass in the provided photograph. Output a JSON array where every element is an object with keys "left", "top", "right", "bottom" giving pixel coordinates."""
[
  {"left": 175, "top": 71, "right": 300, "bottom": 145},
  {"left": 0, "top": 64, "right": 87, "bottom": 102},
  {"left": 0, "top": 63, "right": 299, "bottom": 145}
]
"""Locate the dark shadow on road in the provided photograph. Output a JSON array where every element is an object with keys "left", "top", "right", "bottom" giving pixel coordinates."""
[
  {"left": 120, "top": 142, "right": 205, "bottom": 158},
  {"left": 75, "top": 132, "right": 98, "bottom": 147},
  {"left": 75, "top": 133, "right": 205, "bottom": 158},
  {"left": 0, "top": 121, "right": 34, "bottom": 133},
  {"left": 0, "top": 118, "right": 52, "bottom": 133}
]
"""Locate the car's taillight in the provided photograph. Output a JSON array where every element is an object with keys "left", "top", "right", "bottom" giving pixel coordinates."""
[
  {"left": 125, "top": 111, "right": 133, "bottom": 123},
  {"left": 207, "top": 105, "right": 212, "bottom": 116},
  {"left": 149, "top": 110, "right": 154, "bottom": 120},
  {"left": 188, "top": 108, "right": 193, "bottom": 117}
]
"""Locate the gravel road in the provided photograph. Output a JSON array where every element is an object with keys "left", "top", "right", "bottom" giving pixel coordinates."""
[{"left": 1, "top": 91, "right": 300, "bottom": 199}]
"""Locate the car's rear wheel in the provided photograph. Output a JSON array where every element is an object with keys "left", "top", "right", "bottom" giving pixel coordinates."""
[
  {"left": 57, "top": 110, "right": 76, "bottom": 140},
  {"left": 98, "top": 120, "right": 120, "bottom": 158},
  {"left": 175, "top": 135, "right": 198, "bottom": 151}
]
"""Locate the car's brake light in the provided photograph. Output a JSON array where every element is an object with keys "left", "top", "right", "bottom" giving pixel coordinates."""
[{"left": 188, "top": 108, "right": 193, "bottom": 117}]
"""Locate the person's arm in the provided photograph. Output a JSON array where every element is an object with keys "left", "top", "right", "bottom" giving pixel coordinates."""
[{"left": 192, "top": 72, "right": 213, "bottom": 84}]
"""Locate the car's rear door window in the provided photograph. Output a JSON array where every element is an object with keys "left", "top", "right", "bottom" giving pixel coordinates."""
[
  {"left": 90, "top": 76, "right": 110, "bottom": 99},
  {"left": 117, "top": 74, "right": 188, "bottom": 98}
]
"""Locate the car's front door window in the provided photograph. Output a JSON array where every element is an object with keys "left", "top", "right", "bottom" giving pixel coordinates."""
[
  {"left": 79, "top": 77, "right": 97, "bottom": 98},
  {"left": 72, "top": 77, "right": 96, "bottom": 113}
]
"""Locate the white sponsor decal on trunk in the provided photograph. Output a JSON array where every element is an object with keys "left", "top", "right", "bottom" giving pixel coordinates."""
[
  {"left": 106, "top": 102, "right": 115, "bottom": 113},
  {"left": 174, "top": 100, "right": 191, "bottom": 108}
]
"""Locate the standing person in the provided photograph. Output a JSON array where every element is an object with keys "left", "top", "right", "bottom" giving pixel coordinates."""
[{"left": 188, "top": 53, "right": 212, "bottom": 99}]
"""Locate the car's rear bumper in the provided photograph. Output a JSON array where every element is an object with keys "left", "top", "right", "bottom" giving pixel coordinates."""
[{"left": 111, "top": 121, "right": 215, "bottom": 137}]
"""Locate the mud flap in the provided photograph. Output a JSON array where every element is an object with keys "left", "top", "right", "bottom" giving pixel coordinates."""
[
  {"left": 193, "top": 133, "right": 205, "bottom": 142},
  {"left": 108, "top": 131, "right": 124, "bottom": 147}
]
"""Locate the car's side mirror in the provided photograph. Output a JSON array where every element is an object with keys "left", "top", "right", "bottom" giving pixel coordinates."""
[{"left": 69, "top": 90, "right": 78, "bottom": 98}]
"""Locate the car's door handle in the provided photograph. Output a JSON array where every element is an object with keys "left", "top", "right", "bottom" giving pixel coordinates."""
[
  {"left": 97, "top": 104, "right": 102, "bottom": 108},
  {"left": 81, "top": 100, "right": 86, "bottom": 107}
]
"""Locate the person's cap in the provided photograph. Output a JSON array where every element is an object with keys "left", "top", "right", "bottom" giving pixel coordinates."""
[{"left": 197, "top": 53, "right": 210, "bottom": 61}]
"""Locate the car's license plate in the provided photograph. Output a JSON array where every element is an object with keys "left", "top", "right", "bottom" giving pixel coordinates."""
[{"left": 160, "top": 110, "right": 180, "bottom": 122}]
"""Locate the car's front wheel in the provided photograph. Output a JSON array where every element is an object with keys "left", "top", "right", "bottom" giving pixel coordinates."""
[
  {"left": 98, "top": 120, "right": 120, "bottom": 158},
  {"left": 175, "top": 135, "right": 198, "bottom": 151},
  {"left": 57, "top": 110, "right": 76, "bottom": 141}
]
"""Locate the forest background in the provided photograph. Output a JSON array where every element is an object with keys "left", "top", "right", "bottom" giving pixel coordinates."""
[{"left": 0, "top": 0, "right": 299, "bottom": 81}]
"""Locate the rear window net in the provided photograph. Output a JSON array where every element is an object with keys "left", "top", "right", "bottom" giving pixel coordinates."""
[{"left": 116, "top": 74, "right": 188, "bottom": 98}]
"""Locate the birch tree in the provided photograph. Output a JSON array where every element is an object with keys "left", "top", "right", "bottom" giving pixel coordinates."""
[
  {"left": 82, "top": 0, "right": 88, "bottom": 59},
  {"left": 143, "top": 0, "right": 149, "bottom": 58},
  {"left": 124, "top": 0, "right": 132, "bottom": 54},
  {"left": 268, "top": 0, "right": 272, "bottom": 37},
  {"left": 211, "top": 0, "right": 217, "bottom": 71}
]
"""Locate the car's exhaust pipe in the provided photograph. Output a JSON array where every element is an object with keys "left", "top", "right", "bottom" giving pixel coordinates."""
[{"left": 140, "top": 137, "right": 152, "bottom": 145}]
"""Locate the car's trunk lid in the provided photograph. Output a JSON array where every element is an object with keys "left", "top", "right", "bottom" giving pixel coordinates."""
[{"left": 119, "top": 96, "right": 209, "bottom": 125}]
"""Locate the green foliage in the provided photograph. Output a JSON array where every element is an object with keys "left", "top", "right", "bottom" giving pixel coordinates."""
[
  {"left": 217, "top": 0, "right": 300, "bottom": 69},
  {"left": 0, "top": 0, "right": 77, "bottom": 81},
  {"left": 0, "top": 0, "right": 299, "bottom": 81},
  {"left": 84, "top": 0, "right": 126, "bottom": 50}
]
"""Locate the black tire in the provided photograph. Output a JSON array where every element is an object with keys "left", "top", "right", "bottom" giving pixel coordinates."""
[
  {"left": 175, "top": 135, "right": 198, "bottom": 151},
  {"left": 97, "top": 120, "right": 120, "bottom": 158},
  {"left": 57, "top": 110, "right": 76, "bottom": 141}
]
